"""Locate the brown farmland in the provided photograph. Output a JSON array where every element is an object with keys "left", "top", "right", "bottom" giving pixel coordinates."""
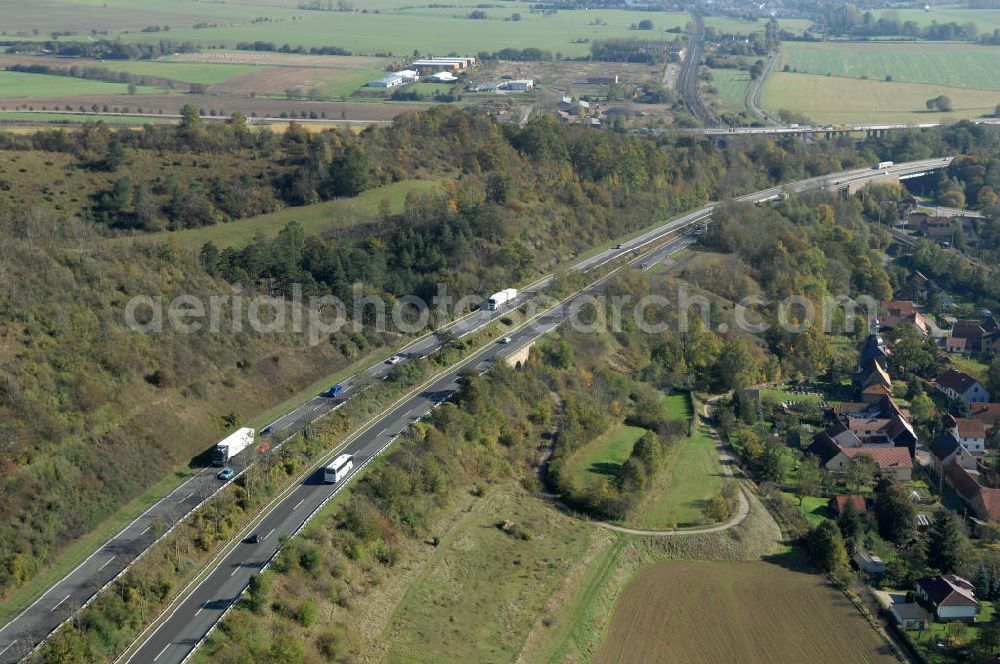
[{"left": 594, "top": 560, "right": 899, "bottom": 664}]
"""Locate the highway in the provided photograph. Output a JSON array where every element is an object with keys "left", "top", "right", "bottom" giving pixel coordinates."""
[
  {"left": 116, "top": 157, "right": 952, "bottom": 664},
  {"left": 0, "top": 157, "right": 951, "bottom": 664}
]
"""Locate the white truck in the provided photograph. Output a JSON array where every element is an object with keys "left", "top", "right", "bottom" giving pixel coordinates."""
[
  {"left": 324, "top": 454, "right": 354, "bottom": 483},
  {"left": 874, "top": 161, "right": 894, "bottom": 170},
  {"left": 212, "top": 427, "right": 254, "bottom": 466},
  {"left": 487, "top": 288, "right": 518, "bottom": 311}
]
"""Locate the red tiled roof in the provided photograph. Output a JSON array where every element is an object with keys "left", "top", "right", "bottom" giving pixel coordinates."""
[
  {"left": 843, "top": 446, "right": 912, "bottom": 469},
  {"left": 969, "top": 403, "right": 1000, "bottom": 428},
  {"left": 886, "top": 301, "right": 917, "bottom": 316},
  {"left": 945, "top": 337, "right": 968, "bottom": 350},
  {"left": 955, "top": 418, "right": 987, "bottom": 439},
  {"left": 848, "top": 417, "right": 891, "bottom": 433},
  {"left": 978, "top": 488, "right": 1000, "bottom": 521},
  {"left": 829, "top": 495, "right": 867, "bottom": 515}
]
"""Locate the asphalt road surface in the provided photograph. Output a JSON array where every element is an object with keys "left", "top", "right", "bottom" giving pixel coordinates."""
[{"left": 0, "top": 156, "right": 951, "bottom": 664}]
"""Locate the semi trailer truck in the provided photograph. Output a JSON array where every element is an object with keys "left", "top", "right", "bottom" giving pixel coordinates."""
[
  {"left": 487, "top": 288, "right": 517, "bottom": 311},
  {"left": 212, "top": 427, "right": 254, "bottom": 466}
]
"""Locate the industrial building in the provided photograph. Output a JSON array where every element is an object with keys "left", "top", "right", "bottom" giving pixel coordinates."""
[
  {"left": 500, "top": 79, "right": 533, "bottom": 91},
  {"left": 410, "top": 56, "right": 477, "bottom": 72},
  {"left": 368, "top": 74, "right": 405, "bottom": 88}
]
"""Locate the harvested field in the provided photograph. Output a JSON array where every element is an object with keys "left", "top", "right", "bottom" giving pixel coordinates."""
[
  {"left": 594, "top": 560, "right": 898, "bottom": 664},
  {"left": 209, "top": 65, "right": 387, "bottom": 98},
  {"left": 761, "top": 71, "right": 1000, "bottom": 125},
  {"left": 165, "top": 51, "right": 387, "bottom": 69},
  {"left": 0, "top": 92, "right": 430, "bottom": 123}
]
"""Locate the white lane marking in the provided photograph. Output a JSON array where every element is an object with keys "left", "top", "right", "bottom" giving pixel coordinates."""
[
  {"left": 266, "top": 528, "right": 275, "bottom": 540},
  {"left": 0, "top": 640, "right": 17, "bottom": 657},
  {"left": 195, "top": 606, "right": 204, "bottom": 617},
  {"left": 293, "top": 498, "right": 305, "bottom": 511},
  {"left": 230, "top": 565, "right": 241, "bottom": 577},
  {"left": 99, "top": 557, "right": 115, "bottom": 571},
  {"left": 139, "top": 526, "right": 151, "bottom": 537},
  {"left": 153, "top": 643, "right": 170, "bottom": 661},
  {"left": 184, "top": 492, "right": 195, "bottom": 501},
  {"left": 50, "top": 595, "right": 70, "bottom": 613}
]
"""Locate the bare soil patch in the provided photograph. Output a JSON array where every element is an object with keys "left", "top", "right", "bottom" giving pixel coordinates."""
[{"left": 594, "top": 560, "right": 898, "bottom": 664}]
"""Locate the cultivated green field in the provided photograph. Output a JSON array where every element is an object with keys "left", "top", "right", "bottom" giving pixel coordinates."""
[
  {"left": 0, "top": 71, "right": 164, "bottom": 98},
  {"left": 705, "top": 15, "right": 813, "bottom": 35},
  {"left": 778, "top": 41, "right": 1000, "bottom": 90},
  {"left": 94, "top": 61, "right": 259, "bottom": 85},
  {"left": 872, "top": 4, "right": 1000, "bottom": 33},
  {"left": 311, "top": 68, "right": 393, "bottom": 98},
  {"left": 762, "top": 71, "right": 1000, "bottom": 124},
  {"left": 708, "top": 67, "right": 752, "bottom": 111},
  {"left": 560, "top": 425, "right": 648, "bottom": 491},
  {"left": 143, "top": 178, "right": 445, "bottom": 248},
  {"left": 594, "top": 560, "right": 898, "bottom": 664},
  {"left": 7, "top": 0, "right": 689, "bottom": 57}
]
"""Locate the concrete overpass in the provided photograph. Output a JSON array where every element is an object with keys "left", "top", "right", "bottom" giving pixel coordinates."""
[{"left": 687, "top": 117, "right": 1000, "bottom": 139}]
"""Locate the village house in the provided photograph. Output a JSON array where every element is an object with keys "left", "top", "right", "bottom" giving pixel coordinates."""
[
  {"left": 806, "top": 434, "right": 912, "bottom": 481},
  {"left": 828, "top": 495, "right": 867, "bottom": 516},
  {"left": 952, "top": 418, "right": 988, "bottom": 454},
  {"left": 935, "top": 369, "right": 990, "bottom": 405},
  {"left": 842, "top": 446, "right": 912, "bottom": 481},
  {"left": 929, "top": 432, "right": 978, "bottom": 474},
  {"left": 969, "top": 403, "right": 1000, "bottom": 433},
  {"left": 891, "top": 602, "right": 931, "bottom": 630},
  {"left": 942, "top": 461, "right": 1000, "bottom": 522},
  {"left": 881, "top": 300, "right": 929, "bottom": 336},
  {"left": 944, "top": 336, "right": 969, "bottom": 355},
  {"left": 852, "top": 550, "right": 886, "bottom": 575},
  {"left": 916, "top": 575, "right": 980, "bottom": 621}
]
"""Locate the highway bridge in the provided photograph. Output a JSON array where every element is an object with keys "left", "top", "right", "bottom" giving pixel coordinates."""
[
  {"left": 0, "top": 157, "right": 952, "bottom": 664},
  {"left": 691, "top": 117, "right": 1000, "bottom": 138}
]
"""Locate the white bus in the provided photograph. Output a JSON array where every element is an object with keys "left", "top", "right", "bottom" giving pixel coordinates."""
[{"left": 324, "top": 454, "right": 354, "bottom": 483}]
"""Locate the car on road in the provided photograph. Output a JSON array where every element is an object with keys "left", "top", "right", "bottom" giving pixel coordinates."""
[
  {"left": 260, "top": 425, "right": 272, "bottom": 436},
  {"left": 386, "top": 355, "right": 402, "bottom": 365},
  {"left": 217, "top": 467, "right": 234, "bottom": 481},
  {"left": 321, "top": 383, "right": 344, "bottom": 398},
  {"left": 615, "top": 243, "right": 624, "bottom": 249},
  {"left": 639, "top": 263, "right": 648, "bottom": 270},
  {"left": 247, "top": 532, "right": 264, "bottom": 544},
  {"left": 500, "top": 336, "right": 512, "bottom": 344}
]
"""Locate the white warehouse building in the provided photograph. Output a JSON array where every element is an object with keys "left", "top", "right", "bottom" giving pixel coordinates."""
[{"left": 369, "top": 74, "right": 405, "bottom": 88}]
